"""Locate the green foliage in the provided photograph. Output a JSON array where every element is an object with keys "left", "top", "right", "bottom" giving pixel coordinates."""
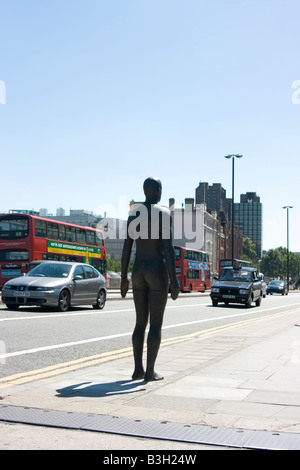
[
  {"left": 261, "top": 247, "right": 300, "bottom": 280},
  {"left": 107, "top": 254, "right": 121, "bottom": 272},
  {"left": 107, "top": 253, "right": 135, "bottom": 273},
  {"left": 242, "top": 237, "right": 257, "bottom": 267}
]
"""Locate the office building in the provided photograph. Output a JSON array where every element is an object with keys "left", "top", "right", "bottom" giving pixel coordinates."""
[{"left": 234, "top": 192, "right": 263, "bottom": 258}]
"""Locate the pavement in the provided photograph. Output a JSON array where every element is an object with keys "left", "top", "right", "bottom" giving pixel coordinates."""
[{"left": 1, "top": 292, "right": 300, "bottom": 450}]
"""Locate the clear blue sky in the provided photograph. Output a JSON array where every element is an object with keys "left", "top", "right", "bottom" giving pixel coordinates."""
[{"left": 1, "top": 0, "right": 299, "bottom": 252}]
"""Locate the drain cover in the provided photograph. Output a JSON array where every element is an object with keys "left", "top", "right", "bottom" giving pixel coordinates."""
[{"left": 0, "top": 404, "right": 300, "bottom": 450}]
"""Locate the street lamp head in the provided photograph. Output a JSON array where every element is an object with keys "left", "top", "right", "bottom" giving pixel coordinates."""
[
  {"left": 282, "top": 206, "right": 293, "bottom": 209},
  {"left": 224, "top": 154, "right": 243, "bottom": 159}
]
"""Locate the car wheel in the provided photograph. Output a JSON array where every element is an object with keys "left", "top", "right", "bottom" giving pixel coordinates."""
[
  {"left": 6, "top": 304, "right": 19, "bottom": 310},
  {"left": 93, "top": 289, "right": 106, "bottom": 309},
  {"left": 58, "top": 289, "right": 71, "bottom": 312},
  {"left": 245, "top": 296, "right": 252, "bottom": 308},
  {"left": 212, "top": 299, "right": 218, "bottom": 306},
  {"left": 255, "top": 295, "right": 262, "bottom": 306}
]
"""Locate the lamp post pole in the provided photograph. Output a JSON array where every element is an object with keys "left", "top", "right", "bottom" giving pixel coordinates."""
[
  {"left": 225, "top": 154, "right": 243, "bottom": 266},
  {"left": 282, "top": 205, "right": 293, "bottom": 293}
]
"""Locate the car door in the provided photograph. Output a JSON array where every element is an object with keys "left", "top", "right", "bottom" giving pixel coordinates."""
[
  {"left": 252, "top": 271, "right": 261, "bottom": 300},
  {"left": 83, "top": 265, "right": 100, "bottom": 302},
  {"left": 72, "top": 265, "right": 88, "bottom": 304}
]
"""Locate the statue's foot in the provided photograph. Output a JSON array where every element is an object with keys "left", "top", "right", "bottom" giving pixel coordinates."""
[
  {"left": 144, "top": 371, "right": 164, "bottom": 382},
  {"left": 132, "top": 369, "right": 145, "bottom": 380}
]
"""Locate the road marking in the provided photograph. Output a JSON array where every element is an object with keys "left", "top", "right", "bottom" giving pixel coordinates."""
[
  {"left": 0, "top": 307, "right": 135, "bottom": 322},
  {"left": 0, "top": 307, "right": 299, "bottom": 389},
  {"left": 1, "top": 303, "right": 300, "bottom": 360},
  {"left": 0, "top": 299, "right": 299, "bottom": 322},
  {"left": 0, "top": 348, "right": 134, "bottom": 388}
]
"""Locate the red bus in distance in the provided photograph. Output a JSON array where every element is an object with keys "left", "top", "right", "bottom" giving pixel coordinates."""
[
  {"left": 219, "top": 258, "right": 251, "bottom": 276},
  {"left": 0, "top": 213, "right": 107, "bottom": 288},
  {"left": 174, "top": 245, "right": 211, "bottom": 293}
]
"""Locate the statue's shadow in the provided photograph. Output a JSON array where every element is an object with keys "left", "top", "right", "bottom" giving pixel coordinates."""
[{"left": 56, "top": 380, "right": 146, "bottom": 398}]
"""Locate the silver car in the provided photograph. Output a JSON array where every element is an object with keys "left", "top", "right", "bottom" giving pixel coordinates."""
[{"left": 1, "top": 261, "right": 106, "bottom": 312}]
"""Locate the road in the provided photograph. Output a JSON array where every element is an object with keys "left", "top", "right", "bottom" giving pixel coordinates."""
[{"left": 1, "top": 292, "right": 300, "bottom": 380}]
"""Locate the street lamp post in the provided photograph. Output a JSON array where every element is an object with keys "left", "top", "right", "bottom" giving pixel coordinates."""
[
  {"left": 225, "top": 154, "right": 243, "bottom": 266},
  {"left": 282, "top": 205, "right": 293, "bottom": 293}
]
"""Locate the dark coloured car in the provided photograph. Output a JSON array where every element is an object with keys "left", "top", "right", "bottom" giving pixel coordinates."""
[
  {"left": 1, "top": 261, "right": 106, "bottom": 311},
  {"left": 210, "top": 267, "right": 263, "bottom": 308},
  {"left": 258, "top": 273, "right": 267, "bottom": 298},
  {"left": 266, "top": 280, "right": 288, "bottom": 295}
]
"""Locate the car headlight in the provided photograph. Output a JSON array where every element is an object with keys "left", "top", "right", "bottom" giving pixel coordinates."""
[
  {"left": 239, "top": 289, "right": 249, "bottom": 295},
  {"left": 35, "top": 287, "right": 53, "bottom": 291},
  {"left": 3, "top": 284, "right": 12, "bottom": 289},
  {"left": 211, "top": 287, "right": 220, "bottom": 293}
]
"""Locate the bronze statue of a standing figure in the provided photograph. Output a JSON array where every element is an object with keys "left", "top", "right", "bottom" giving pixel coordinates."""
[{"left": 121, "top": 177, "right": 179, "bottom": 381}]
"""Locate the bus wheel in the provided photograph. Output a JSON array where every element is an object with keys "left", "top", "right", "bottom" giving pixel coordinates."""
[
  {"left": 93, "top": 289, "right": 106, "bottom": 310},
  {"left": 58, "top": 289, "right": 71, "bottom": 312}
]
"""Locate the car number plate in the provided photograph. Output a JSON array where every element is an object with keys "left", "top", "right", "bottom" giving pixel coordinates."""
[
  {"left": 12, "top": 290, "right": 30, "bottom": 297},
  {"left": 223, "top": 294, "right": 236, "bottom": 299}
]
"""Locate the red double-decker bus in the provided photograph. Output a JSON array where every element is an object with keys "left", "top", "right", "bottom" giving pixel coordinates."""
[
  {"left": 219, "top": 258, "right": 251, "bottom": 276},
  {"left": 0, "top": 213, "right": 107, "bottom": 288},
  {"left": 174, "top": 245, "right": 211, "bottom": 293}
]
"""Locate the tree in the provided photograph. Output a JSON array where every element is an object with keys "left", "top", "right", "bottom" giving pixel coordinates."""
[
  {"left": 107, "top": 253, "right": 135, "bottom": 273},
  {"left": 107, "top": 254, "right": 121, "bottom": 272},
  {"left": 261, "top": 248, "right": 284, "bottom": 278},
  {"left": 242, "top": 237, "right": 257, "bottom": 267},
  {"left": 261, "top": 247, "right": 300, "bottom": 280}
]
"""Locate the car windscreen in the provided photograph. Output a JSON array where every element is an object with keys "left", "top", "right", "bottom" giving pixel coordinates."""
[
  {"left": 27, "top": 263, "right": 72, "bottom": 278},
  {"left": 219, "top": 269, "right": 252, "bottom": 282}
]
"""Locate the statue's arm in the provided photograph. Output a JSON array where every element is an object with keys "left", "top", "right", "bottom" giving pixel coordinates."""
[
  {"left": 162, "top": 211, "right": 179, "bottom": 300},
  {"left": 121, "top": 218, "right": 134, "bottom": 298}
]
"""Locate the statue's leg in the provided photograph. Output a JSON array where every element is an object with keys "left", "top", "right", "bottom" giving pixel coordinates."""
[
  {"left": 132, "top": 287, "right": 149, "bottom": 380},
  {"left": 144, "top": 276, "right": 168, "bottom": 382}
]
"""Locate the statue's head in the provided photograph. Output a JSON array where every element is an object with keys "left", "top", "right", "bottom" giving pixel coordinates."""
[{"left": 143, "top": 177, "right": 162, "bottom": 203}]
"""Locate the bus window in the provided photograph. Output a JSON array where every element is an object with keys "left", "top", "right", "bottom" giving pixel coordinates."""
[
  {"left": 0, "top": 249, "right": 29, "bottom": 261},
  {"left": 86, "top": 230, "right": 95, "bottom": 245},
  {"left": 0, "top": 217, "right": 29, "bottom": 239},
  {"left": 187, "top": 269, "right": 199, "bottom": 280},
  {"left": 48, "top": 222, "right": 59, "bottom": 240},
  {"left": 77, "top": 228, "right": 86, "bottom": 244},
  {"left": 59, "top": 225, "right": 66, "bottom": 241},
  {"left": 96, "top": 231, "right": 104, "bottom": 247},
  {"left": 174, "top": 247, "right": 181, "bottom": 260},
  {"left": 35, "top": 220, "right": 47, "bottom": 238},
  {"left": 66, "top": 226, "right": 76, "bottom": 242}
]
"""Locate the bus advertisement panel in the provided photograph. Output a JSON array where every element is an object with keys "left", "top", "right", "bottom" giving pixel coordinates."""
[
  {"left": 0, "top": 213, "right": 107, "bottom": 288},
  {"left": 174, "top": 245, "right": 211, "bottom": 293}
]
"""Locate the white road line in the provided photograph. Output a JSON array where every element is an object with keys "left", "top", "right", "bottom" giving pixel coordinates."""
[
  {"left": 1, "top": 299, "right": 299, "bottom": 322},
  {"left": 0, "top": 307, "right": 134, "bottom": 322},
  {"left": 1, "top": 303, "right": 299, "bottom": 359}
]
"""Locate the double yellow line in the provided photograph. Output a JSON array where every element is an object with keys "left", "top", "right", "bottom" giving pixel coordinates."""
[{"left": 0, "top": 308, "right": 298, "bottom": 389}]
